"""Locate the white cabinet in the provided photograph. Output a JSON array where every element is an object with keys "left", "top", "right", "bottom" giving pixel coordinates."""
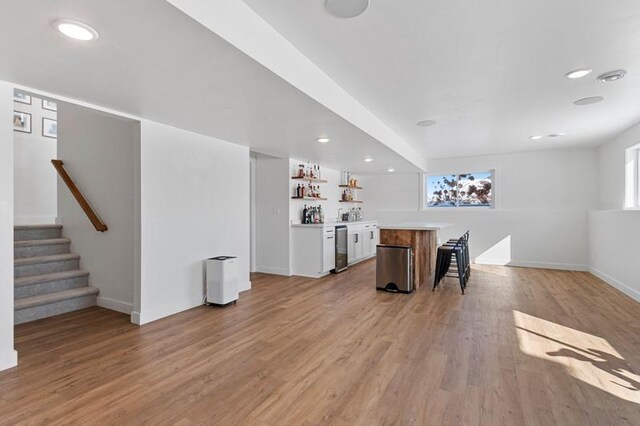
[
  {"left": 291, "top": 221, "right": 378, "bottom": 277},
  {"left": 354, "top": 232, "right": 363, "bottom": 260},
  {"left": 323, "top": 228, "right": 335, "bottom": 272},
  {"left": 347, "top": 231, "right": 355, "bottom": 261},
  {"left": 291, "top": 225, "right": 335, "bottom": 278},
  {"left": 346, "top": 222, "right": 378, "bottom": 265}
]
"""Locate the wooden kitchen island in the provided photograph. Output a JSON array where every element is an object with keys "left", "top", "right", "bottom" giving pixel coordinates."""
[{"left": 379, "top": 222, "right": 452, "bottom": 290}]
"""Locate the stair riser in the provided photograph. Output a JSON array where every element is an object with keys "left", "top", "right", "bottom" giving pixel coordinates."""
[
  {"left": 15, "top": 294, "right": 97, "bottom": 325},
  {"left": 15, "top": 275, "right": 89, "bottom": 299},
  {"left": 15, "top": 259, "right": 80, "bottom": 278},
  {"left": 14, "top": 243, "right": 71, "bottom": 259},
  {"left": 14, "top": 228, "right": 62, "bottom": 241}
]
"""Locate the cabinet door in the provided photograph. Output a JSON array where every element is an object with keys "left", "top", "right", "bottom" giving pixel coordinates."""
[
  {"left": 348, "top": 233, "right": 356, "bottom": 263},
  {"left": 354, "top": 232, "right": 363, "bottom": 260},
  {"left": 323, "top": 234, "right": 335, "bottom": 272},
  {"left": 373, "top": 228, "right": 380, "bottom": 252},
  {"left": 361, "top": 230, "right": 372, "bottom": 258}
]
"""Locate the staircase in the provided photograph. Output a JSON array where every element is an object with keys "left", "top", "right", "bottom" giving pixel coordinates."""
[{"left": 14, "top": 225, "right": 99, "bottom": 324}]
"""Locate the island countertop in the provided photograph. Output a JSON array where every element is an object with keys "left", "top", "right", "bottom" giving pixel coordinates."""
[
  {"left": 379, "top": 222, "right": 452, "bottom": 231},
  {"left": 291, "top": 220, "right": 378, "bottom": 228}
]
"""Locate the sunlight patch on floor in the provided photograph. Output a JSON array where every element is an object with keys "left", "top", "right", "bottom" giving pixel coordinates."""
[{"left": 513, "top": 310, "right": 640, "bottom": 404}]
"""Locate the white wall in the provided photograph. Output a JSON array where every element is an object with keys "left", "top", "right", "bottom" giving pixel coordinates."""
[
  {"left": 138, "top": 121, "right": 250, "bottom": 325},
  {"left": 589, "top": 122, "right": 640, "bottom": 301},
  {"left": 0, "top": 81, "right": 17, "bottom": 371},
  {"left": 57, "top": 103, "right": 140, "bottom": 315},
  {"left": 13, "top": 94, "right": 57, "bottom": 225},
  {"left": 254, "top": 156, "right": 290, "bottom": 275},
  {"left": 361, "top": 148, "right": 597, "bottom": 270}
]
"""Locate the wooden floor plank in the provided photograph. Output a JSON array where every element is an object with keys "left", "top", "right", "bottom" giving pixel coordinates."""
[{"left": 0, "top": 260, "right": 639, "bottom": 425}]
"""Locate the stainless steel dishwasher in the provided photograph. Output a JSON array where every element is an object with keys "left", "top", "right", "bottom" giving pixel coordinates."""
[
  {"left": 376, "top": 244, "right": 413, "bottom": 293},
  {"left": 334, "top": 225, "right": 348, "bottom": 273}
]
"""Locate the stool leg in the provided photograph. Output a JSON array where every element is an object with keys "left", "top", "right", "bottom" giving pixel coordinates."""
[
  {"left": 456, "top": 252, "right": 465, "bottom": 294},
  {"left": 433, "top": 251, "right": 442, "bottom": 291}
]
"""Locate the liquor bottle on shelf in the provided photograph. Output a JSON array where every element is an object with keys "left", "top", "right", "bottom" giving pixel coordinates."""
[{"left": 302, "top": 205, "right": 308, "bottom": 224}]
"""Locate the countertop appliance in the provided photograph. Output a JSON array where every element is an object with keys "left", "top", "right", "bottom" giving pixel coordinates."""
[
  {"left": 205, "top": 256, "right": 239, "bottom": 305},
  {"left": 334, "top": 225, "right": 348, "bottom": 273},
  {"left": 376, "top": 245, "right": 413, "bottom": 293}
]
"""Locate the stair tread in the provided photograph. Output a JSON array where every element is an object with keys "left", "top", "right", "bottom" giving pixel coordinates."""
[
  {"left": 15, "top": 287, "right": 99, "bottom": 310},
  {"left": 14, "top": 224, "right": 63, "bottom": 230},
  {"left": 14, "top": 238, "right": 71, "bottom": 247},
  {"left": 15, "top": 270, "right": 89, "bottom": 286},
  {"left": 14, "top": 253, "right": 80, "bottom": 266}
]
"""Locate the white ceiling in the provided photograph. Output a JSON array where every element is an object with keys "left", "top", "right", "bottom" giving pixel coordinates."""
[
  {"left": 0, "top": 0, "right": 421, "bottom": 174},
  {"left": 241, "top": 0, "right": 640, "bottom": 159}
]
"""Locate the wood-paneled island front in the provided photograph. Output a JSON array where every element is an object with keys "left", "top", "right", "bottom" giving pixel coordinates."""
[{"left": 379, "top": 223, "right": 452, "bottom": 290}]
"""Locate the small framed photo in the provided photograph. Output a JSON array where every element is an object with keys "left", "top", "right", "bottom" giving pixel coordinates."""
[
  {"left": 13, "top": 111, "right": 32, "bottom": 133},
  {"left": 42, "top": 118, "right": 57, "bottom": 139},
  {"left": 14, "top": 92, "right": 31, "bottom": 105},
  {"left": 42, "top": 99, "right": 57, "bottom": 111}
]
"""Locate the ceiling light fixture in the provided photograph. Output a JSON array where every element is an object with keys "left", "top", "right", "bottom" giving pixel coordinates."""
[
  {"left": 548, "top": 133, "right": 566, "bottom": 138},
  {"left": 416, "top": 119, "right": 437, "bottom": 127},
  {"left": 598, "top": 70, "right": 627, "bottom": 82},
  {"left": 565, "top": 68, "right": 593, "bottom": 79},
  {"left": 54, "top": 19, "right": 99, "bottom": 41},
  {"left": 363, "top": 157, "right": 373, "bottom": 163},
  {"left": 325, "top": 0, "right": 370, "bottom": 19},
  {"left": 387, "top": 167, "right": 395, "bottom": 173},
  {"left": 529, "top": 135, "right": 543, "bottom": 140},
  {"left": 316, "top": 137, "right": 330, "bottom": 143},
  {"left": 574, "top": 96, "right": 604, "bottom": 106}
]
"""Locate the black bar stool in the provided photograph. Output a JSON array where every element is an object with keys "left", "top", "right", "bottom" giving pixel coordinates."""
[{"left": 433, "top": 231, "right": 470, "bottom": 294}]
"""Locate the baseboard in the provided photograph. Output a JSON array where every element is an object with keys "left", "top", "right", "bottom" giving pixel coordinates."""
[
  {"left": 473, "top": 257, "right": 511, "bottom": 266},
  {"left": 589, "top": 267, "right": 640, "bottom": 303},
  {"left": 238, "top": 281, "right": 251, "bottom": 292},
  {"left": 130, "top": 311, "right": 141, "bottom": 325},
  {"left": 0, "top": 349, "right": 18, "bottom": 372},
  {"left": 474, "top": 258, "right": 588, "bottom": 271},
  {"left": 135, "top": 297, "right": 204, "bottom": 325},
  {"left": 97, "top": 296, "right": 133, "bottom": 315},
  {"left": 255, "top": 266, "right": 291, "bottom": 276}
]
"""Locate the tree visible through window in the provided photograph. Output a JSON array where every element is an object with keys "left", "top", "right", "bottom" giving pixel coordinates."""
[{"left": 425, "top": 171, "right": 493, "bottom": 208}]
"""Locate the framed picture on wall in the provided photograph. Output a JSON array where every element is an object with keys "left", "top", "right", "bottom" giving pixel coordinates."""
[
  {"left": 13, "top": 111, "right": 32, "bottom": 133},
  {"left": 42, "top": 99, "right": 57, "bottom": 111},
  {"left": 14, "top": 92, "right": 31, "bottom": 105},
  {"left": 42, "top": 118, "right": 57, "bottom": 139}
]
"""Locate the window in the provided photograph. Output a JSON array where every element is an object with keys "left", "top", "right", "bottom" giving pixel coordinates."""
[
  {"left": 625, "top": 143, "right": 640, "bottom": 209},
  {"left": 424, "top": 171, "right": 494, "bottom": 208}
]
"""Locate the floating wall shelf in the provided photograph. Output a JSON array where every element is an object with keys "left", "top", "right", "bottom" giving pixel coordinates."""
[
  {"left": 339, "top": 200, "right": 363, "bottom": 203},
  {"left": 292, "top": 196, "right": 327, "bottom": 201},
  {"left": 291, "top": 177, "right": 328, "bottom": 183},
  {"left": 339, "top": 185, "right": 363, "bottom": 190}
]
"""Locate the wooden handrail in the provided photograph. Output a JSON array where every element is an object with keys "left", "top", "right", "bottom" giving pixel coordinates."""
[{"left": 51, "top": 160, "right": 108, "bottom": 232}]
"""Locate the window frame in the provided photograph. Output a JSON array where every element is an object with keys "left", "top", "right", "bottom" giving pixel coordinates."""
[
  {"left": 624, "top": 143, "right": 640, "bottom": 210},
  {"left": 421, "top": 169, "right": 497, "bottom": 210}
]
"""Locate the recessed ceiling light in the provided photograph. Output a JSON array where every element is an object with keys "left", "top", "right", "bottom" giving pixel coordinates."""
[
  {"left": 529, "top": 135, "right": 543, "bottom": 140},
  {"left": 54, "top": 19, "right": 99, "bottom": 41},
  {"left": 317, "top": 137, "right": 330, "bottom": 143},
  {"left": 598, "top": 70, "right": 626, "bottom": 82},
  {"left": 325, "top": 0, "right": 370, "bottom": 18},
  {"left": 387, "top": 167, "right": 395, "bottom": 173},
  {"left": 548, "top": 133, "right": 566, "bottom": 138},
  {"left": 363, "top": 157, "right": 373, "bottom": 163},
  {"left": 565, "top": 68, "right": 593, "bottom": 79},
  {"left": 574, "top": 96, "right": 604, "bottom": 106},
  {"left": 416, "top": 120, "right": 437, "bottom": 127}
]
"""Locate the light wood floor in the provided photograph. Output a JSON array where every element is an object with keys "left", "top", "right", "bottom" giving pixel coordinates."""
[{"left": 1, "top": 260, "right": 639, "bottom": 425}]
